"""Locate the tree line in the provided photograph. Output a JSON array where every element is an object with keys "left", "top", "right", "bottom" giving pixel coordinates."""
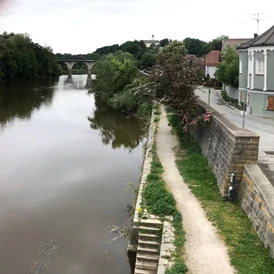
[
  {"left": 0, "top": 32, "right": 60, "bottom": 82},
  {"left": 0, "top": 32, "right": 229, "bottom": 83}
]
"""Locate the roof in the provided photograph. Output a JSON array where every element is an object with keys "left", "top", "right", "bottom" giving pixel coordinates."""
[
  {"left": 186, "top": 54, "right": 204, "bottom": 65},
  {"left": 205, "top": 50, "right": 220, "bottom": 66},
  {"left": 237, "top": 25, "right": 274, "bottom": 49},
  {"left": 222, "top": 38, "right": 252, "bottom": 51},
  {"left": 143, "top": 40, "right": 160, "bottom": 43}
]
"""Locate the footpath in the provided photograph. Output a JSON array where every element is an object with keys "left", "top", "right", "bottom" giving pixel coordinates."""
[{"left": 156, "top": 105, "right": 235, "bottom": 274}]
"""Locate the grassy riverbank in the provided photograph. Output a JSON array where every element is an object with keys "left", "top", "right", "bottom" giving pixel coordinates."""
[
  {"left": 168, "top": 113, "right": 274, "bottom": 274},
  {"left": 141, "top": 109, "right": 187, "bottom": 274}
]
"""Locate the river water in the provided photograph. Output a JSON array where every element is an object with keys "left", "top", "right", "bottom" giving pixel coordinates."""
[{"left": 0, "top": 75, "right": 146, "bottom": 274}]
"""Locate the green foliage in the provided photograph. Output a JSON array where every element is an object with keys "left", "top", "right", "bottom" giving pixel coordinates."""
[
  {"left": 166, "top": 262, "right": 188, "bottom": 274},
  {"left": 142, "top": 143, "right": 186, "bottom": 269},
  {"left": 160, "top": 38, "right": 170, "bottom": 47},
  {"left": 93, "top": 52, "right": 154, "bottom": 117},
  {"left": 215, "top": 46, "right": 239, "bottom": 87},
  {"left": 140, "top": 52, "right": 156, "bottom": 69},
  {"left": 109, "top": 89, "right": 139, "bottom": 114},
  {"left": 168, "top": 113, "right": 274, "bottom": 274},
  {"left": 207, "top": 35, "right": 229, "bottom": 51},
  {"left": 183, "top": 37, "right": 208, "bottom": 57},
  {"left": 120, "top": 40, "right": 146, "bottom": 60},
  {"left": 221, "top": 90, "right": 239, "bottom": 107},
  {"left": 93, "top": 44, "right": 120, "bottom": 56},
  {"left": 0, "top": 32, "right": 60, "bottom": 81},
  {"left": 93, "top": 50, "right": 139, "bottom": 102},
  {"left": 143, "top": 161, "right": 176, "bottom": 216}
]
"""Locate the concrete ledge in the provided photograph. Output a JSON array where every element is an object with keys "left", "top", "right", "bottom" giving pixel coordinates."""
[
  {"left": 157, "top": 218, "right": 175, "bottom": 274},
  {"left": 239, "top": 164, "right": 274, "bottom": 257}
]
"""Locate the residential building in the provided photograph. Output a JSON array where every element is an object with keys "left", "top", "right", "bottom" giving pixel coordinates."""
[
  {"left": 205, "top": 50, "right": 220, "bottom": 78},
  {"left": 238, "top": 25, "right": 274, "bottom": 117},
  {"left": 221, "top": 38, "right": 252, "bottom": 100},
  {"left": 143, "top": 35, "right": 160, "bottom": 48},
  {"left": 221, "top": 38, "right": 253, "bottom": 52}
]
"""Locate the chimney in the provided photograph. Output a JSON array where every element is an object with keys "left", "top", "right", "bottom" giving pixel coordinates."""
[{"left": 254, "top": 33, "right": 258, "bottom": 38}]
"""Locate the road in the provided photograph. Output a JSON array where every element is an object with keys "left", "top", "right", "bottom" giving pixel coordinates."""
[{"left": 196, "top": 87, "right": 274, "bottom": 156}]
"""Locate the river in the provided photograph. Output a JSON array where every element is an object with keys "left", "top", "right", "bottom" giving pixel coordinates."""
[{"left": 0, "top": 75, "right": 146, "bottom": 274}]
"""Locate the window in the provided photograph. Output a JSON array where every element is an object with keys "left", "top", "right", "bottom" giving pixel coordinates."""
[
  {"left": 239, "top": 60, "right": 242, "bottom": 73},
  {"left": 247, "top": 94, "right": 250, "bottom": 105},
  {"left": 255, "top": 60, "right": 264, "bottom": 74},
  {"left": 267, "top": 96, "right": 274, "bottom": 111},
  {"left": 239, "top": 91, "right": 242, "bottom": 102}
]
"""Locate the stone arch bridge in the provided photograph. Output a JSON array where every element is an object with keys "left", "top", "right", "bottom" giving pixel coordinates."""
[{"left": 58, "top": 59, "right": 97, "bottom": 76}]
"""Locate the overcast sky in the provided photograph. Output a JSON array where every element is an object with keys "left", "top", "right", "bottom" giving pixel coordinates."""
[{"left": 0, "top": 0, "right": 274, "bottom": 54}]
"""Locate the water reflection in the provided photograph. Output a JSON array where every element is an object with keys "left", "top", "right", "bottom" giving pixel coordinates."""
[
  {"left": 0, "top": 79, "right": 55, "bottom": 126},
  {"left": 60, "top": 75, "right": 93, "bottom": 90},
  {"left": 88, "top": 101, "right": 147, "bottom": 150}
]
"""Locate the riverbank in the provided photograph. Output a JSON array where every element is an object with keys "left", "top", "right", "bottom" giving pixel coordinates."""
[{"left": 129, "top": 105, "right": 186, "bottom": 274}]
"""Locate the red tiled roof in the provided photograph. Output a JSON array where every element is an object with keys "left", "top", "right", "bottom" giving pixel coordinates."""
[
  {"left": 205, "top": 50, "right": 220, "bottom": 66},
  {"left": 221, "top": 38, "right": 252, "bottom": 51}
]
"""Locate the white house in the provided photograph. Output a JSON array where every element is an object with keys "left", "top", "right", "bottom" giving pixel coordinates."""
[
  {"left": 205, "top": 50, "right": 220, "bottom": 78},
  {"left": 238, "top": 25, "right": 274, "bottom": 117}
]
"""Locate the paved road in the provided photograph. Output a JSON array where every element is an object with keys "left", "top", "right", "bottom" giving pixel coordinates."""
[{"left": 196, "top": 87, "right": 274, "bottom": 156}]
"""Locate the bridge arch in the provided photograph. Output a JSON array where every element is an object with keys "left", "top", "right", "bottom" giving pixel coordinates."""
[{"left": 58, "top": 60, "right": 97, "bottom": 76}]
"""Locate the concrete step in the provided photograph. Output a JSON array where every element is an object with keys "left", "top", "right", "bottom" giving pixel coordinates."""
[
  {"left": 139, "top": 233, "right": 160, "bottom": 241},
  {"left": 138, "top": 247, "right": 159, "bottom": 254},
  {"left": 137, "top": 254, "right": 159, "bottom": 262},
  {"left": 135, "top": 259, "right": 158, "bottom": 271},
  {"left": 139, "top": 226, "right": 161, "bottom": 232},
  {"left": 135, "top": 268, "right": 157, "bottom": 274},
  {"left": 138, "top": 240, "right": 160, "bottom": 247},
  {"left": 140, "top": 219, "right": 162, "bottom": 226}
]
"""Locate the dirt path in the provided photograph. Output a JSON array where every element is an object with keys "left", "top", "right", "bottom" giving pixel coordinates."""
[{"left": 156, "top": 106, "right": 236, "bottom": 274}]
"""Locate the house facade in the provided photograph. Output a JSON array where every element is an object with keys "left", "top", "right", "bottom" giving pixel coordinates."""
[
  {"left": 238, "top": 25, "right": 274, "bottom": 117},
  {"left": 221, "top": 38, "right": 252, "bottom": 100},
  {"left": 205, "top": 50, "right": 220, "bottom": 78}
]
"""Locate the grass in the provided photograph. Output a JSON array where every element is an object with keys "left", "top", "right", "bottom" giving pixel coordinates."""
[
  {"left": 168, "top": 113, "right": 274, "bottom": 274},
  {"left": 141, "top": 109, "right": 187, "bottom": 274}
]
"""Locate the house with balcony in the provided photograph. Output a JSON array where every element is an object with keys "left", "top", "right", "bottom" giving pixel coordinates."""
[{"left": 238, "top": 25, "right": 274, "bottom": 116}]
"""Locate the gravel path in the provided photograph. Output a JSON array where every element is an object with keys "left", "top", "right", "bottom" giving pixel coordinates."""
[{"left": 156, "top": 106, "right": 236, "bottom": 274}]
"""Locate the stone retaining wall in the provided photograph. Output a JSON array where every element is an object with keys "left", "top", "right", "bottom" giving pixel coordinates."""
[
  {"left": 194, "top": 99, "right": 260, "bottom": 195},
  {"left": 239, "top": 164, "right": 274, "bottom": 257}
]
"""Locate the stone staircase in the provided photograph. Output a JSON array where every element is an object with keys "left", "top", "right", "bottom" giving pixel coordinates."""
[{"left": 134, "top": 218, "right": 163, "bottom": 274}]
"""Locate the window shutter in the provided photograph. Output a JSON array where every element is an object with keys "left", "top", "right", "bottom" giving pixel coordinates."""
[{"left": 267, "top": 96, "right": 274, "bottom": 111}]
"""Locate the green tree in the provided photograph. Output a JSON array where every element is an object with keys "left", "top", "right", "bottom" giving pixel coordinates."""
[
  {"left": 0, "top": 32, "right": 60, "bottom": 81},
  {"left": 183, "top": 37, "right": 208, "bottom": 57},
  {"left": 160, "top": 38, "right": 170, "bottom": 47},
  {"left": 92, "top": 50, "right": 139, "bottom": 103},
  {"left": 207, "top": 35, "right": 229, "bottom": 51},
  {"left": 215, "top": 46, "right": 239, "bottom": 87},
  {"left": 120, "top": 40, "right": 146, "bottom": 60},
  {"left": 140, "top": 52, "right": 155, "bottom": 69}
]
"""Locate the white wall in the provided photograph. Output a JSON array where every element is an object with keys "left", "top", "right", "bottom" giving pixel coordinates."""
[{"left": 205, "top": 66, "right": 217, "bottom": 78}]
